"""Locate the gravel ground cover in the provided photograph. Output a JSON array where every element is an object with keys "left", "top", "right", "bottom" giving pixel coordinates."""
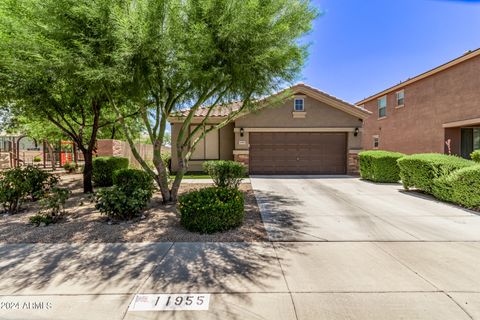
[{"left": 0, "top": 175, "right": 267, "bottom": 243}]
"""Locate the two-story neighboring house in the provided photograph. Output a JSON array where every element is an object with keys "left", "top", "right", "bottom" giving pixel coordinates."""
[{"left": 357, "top": 49, "right": 480, "bottom": 159}]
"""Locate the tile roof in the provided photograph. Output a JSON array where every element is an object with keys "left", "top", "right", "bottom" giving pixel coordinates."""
[{"left": 172, "top": 83, "right": 370, "bottom": 119}]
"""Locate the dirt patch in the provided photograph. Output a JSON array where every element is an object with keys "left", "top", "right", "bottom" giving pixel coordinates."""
[{"left": 0, "top": 175, "right": 267, "bottom": 243}]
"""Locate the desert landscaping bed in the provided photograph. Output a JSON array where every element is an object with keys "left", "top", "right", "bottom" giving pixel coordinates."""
[{"left": 0, "top": 174, "right": 267, "bottom": 243}]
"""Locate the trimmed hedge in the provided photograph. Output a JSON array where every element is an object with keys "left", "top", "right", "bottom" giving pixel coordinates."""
[
  {"left": 397, "top": 153, "right": 474, "bottom": 193},
  {"left": 203, "top": 160, "right": 246, "bottom": 189},
  {"left": 179, "top": 187, "right": 244, "bottom": 234},
  {"left": 92, "top": 156, "right": 129, "bottom": 187},
  {"left": 432, "top": 165, "right": 480, "bottom": 208},
  {"left": 471, "top": 150, "right": 480, "bottom": 163},
  {"left": 359, "top": 150, "right": 404, "bottom": 182}
]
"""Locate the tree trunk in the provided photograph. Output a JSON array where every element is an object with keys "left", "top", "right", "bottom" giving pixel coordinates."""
[
  {"left": 170, "top": 156, "right": 187, "bottom": 202},
  {"left": 82, "top": 150, "right": 94, "bottom": 193},
  {"left": 152, "top": 141, "right": 171, "bottom": 203}
]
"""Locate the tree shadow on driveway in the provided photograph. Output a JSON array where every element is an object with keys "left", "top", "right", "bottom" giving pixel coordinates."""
[{"left": 253, "top": 190, "right": 326, "bottom": 241}]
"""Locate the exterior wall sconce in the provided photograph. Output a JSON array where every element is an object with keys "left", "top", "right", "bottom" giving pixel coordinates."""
[
  {"left": 354, "top": 127, "right": 359, "bottom": 137},
  {"left": 240, "top": 128, "right": 244, "bottom": 137}
]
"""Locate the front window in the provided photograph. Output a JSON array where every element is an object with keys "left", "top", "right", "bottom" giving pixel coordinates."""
[
  {"left": 396, "top": 90, "right": 405, "bottom": 106},
  {"left": 377, "top": 96, "right": 387, "bottom": 118},
  {"left": 294, "top": 98, "right": 304, "bottom": 112}
]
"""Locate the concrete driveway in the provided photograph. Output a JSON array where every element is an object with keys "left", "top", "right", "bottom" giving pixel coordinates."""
[
  {"left": 2, "top": 176, "right": 480, "bottom": 319},
  {"left": 251, "top": 176, "right": 480, "bottom": 242}
]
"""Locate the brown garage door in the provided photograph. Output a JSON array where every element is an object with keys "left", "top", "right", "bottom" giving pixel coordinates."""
[{"left": 249, "top": 132, "right": 347, "bottom": 175}]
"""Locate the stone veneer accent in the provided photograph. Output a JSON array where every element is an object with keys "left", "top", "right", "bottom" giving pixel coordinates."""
[
  {"left": 234, "top": 154, "right": 249, "bottom": 170},
  {"left": 347, "top": 151, "right": 360, "bottom": 175}
]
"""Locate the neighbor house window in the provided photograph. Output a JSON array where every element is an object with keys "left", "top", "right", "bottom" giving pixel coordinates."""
[
  {"left": 373, "top": 136, "right": 379, "bottom": 149},
  {"left": 396, "top": 90, "right": 405, "bottom": 107},
  {"left": 294, "top": 98, "right": 304, "bottom": 112},
  {"left": 377, "top": 96, "right": 387, "bottom": 118}
]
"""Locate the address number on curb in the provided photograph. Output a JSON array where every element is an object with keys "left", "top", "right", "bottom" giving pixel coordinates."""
[{"left": 128, "top": 294, "right": 210, "bottom": 311}]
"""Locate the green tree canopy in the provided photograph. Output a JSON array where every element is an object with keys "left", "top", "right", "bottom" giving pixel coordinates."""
[
  {"left": 0, "top": 0, "right": 132, "bottom": 192},
  {"left": 110, "top": 0, "right": 318, "bottom": 201}
]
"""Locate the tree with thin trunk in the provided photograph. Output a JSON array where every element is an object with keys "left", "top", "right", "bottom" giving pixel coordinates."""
[
  {"left": 0, "top": 0, "right": 130, "bottom": 193},
  {"left": 109, "top": 0, "right": 318, "bottom": 202}
]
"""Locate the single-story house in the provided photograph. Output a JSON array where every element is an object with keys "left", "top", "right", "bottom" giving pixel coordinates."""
[
  {"left": 169, "top": 83, "right": 371, "bottom": 175},
  {"left": 358, "top": 48, "right": 480, "bottom": 158}
]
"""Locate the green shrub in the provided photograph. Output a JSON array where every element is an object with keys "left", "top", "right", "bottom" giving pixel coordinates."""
[
  {"left": 113, "top": 168, "right": 154, "bottom": 195},
  {"left": 95, "top": 168, "right": 154, "bottom": 220},
  {"left": 179, "top": 187, "right": 244, "bottom": 234},
  {"left": 397, "top": 153, "right": 474, "bottom": 193},
  {"left": 63, "top": 162, "right": 77, "bottom": 173},
  {"left": 203, "top": 160, "right": 246, "bottom": 189},
  {"left": 38, "top": 187, "right": 71, "bottom": 222},
  {"left": 0, "top": 166, "right": 59, "bottom": 213},
  {"left": 92, "top": 156, "right": 129, "bottom": 187},
  {"left": 29, "top": 214, "right": 53, "bottom": 226},
  {"left": 33, "top": 156, "right": 42, "bottom": 163},
  {"left": 22, "top": 166, "right": 59, "bottom": 200},
  {"left": 432, "top": 165, "right": 480, "bottom": 208},
  {"left": 471, "top": 150, "right": 480, "bottom": 163},
  {"left": 359, "top": 150, "right": 404, "bottom": 182},
  {"left": 95, "top": 186, "right": 152, "bottom": 220},
  {"left": 0, "top": 167, "right": 29, "bottom": 214}
]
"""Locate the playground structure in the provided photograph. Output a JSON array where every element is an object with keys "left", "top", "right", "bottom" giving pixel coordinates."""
[{"left": 0, "top": 135, "right": 82, "bottom": 170}]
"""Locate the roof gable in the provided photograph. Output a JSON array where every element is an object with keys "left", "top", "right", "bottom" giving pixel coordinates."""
[{"left": 169, "top": 83, "right": 371, "bottom": 122}]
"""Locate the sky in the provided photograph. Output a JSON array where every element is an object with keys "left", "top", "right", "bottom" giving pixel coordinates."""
[{"left": 301, "top": 0, "right": 480, "bottom": 103}]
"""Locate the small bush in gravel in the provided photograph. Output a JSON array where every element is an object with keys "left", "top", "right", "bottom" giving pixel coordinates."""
[
  {"left": 23, "top": 166, "right": 59, "bottom": 200},
  {"left": 0, "top": 167, "right": 29, "bottom": 214},
  {"left": 95, "top": 168, "right": 154, "bottom": 220},
  {"left": 92, "top": 156, "right": 129, "bottom": 187},
  {"left": 113, "top": 168, "right": 154, "bottom": 194},
  {"left": 471, "top": 150, "right": 480, "bottom": 163},
  {"left": 29, "top": 214, "right": 53, "bottom": 226},
  {"left": 397, "top": 153, "right": 474, "bottom": 193},
  {"left": 37, "top": 187, "right": 71, "bottom": 223},
  {"left": 432, "top": 165, "right": 480, "bottom": 208},
  {"left": 179, "top": 187, "right": 244, "bottom": 234},
  {"left": 63, "top": 162, "right": 77, "bottom": 173},
  {"left": 0, "top": 166, "right": 58, "bottom": 214},
  {"left": 95, "top": 186, "right": 152, "bottom": 220},
  {"left": 359, "top": 150, "right": 404, "bottom": 183},
  {"left": 203, "top": 160, "right": 246, "bottom": 189}
]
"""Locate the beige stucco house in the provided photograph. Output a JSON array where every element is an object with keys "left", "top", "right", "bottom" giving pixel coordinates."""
[{"left": 169, "top": 83, "right": 371, "bottom": 175}]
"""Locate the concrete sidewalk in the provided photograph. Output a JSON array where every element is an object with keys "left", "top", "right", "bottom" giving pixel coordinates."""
[{"left": 1, "top": 241, "right": 479, "bottom": 319}]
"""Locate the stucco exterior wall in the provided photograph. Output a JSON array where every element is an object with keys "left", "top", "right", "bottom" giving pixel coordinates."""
[
  {"left": 170, "top": 88, "right": 367, "bottom": 174},
  {"left": 362, "top": 54, "right": 480, "bottom": 154},
  {"left": 170, "top": 122, "right": 235, "bottom": 172},
  {"left": 235, "top": 96, "right": 362, "bottom": 128}
]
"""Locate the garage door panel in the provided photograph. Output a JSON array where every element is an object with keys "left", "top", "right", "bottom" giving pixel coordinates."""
[{"left": 249, "top": 132, "right": 347, "bottom": 175}]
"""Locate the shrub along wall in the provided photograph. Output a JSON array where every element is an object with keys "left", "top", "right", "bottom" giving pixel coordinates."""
[
  {"left": 359, "top": 150, "right": 404, "bottom": 183},
  {"left": 397, "top": 153, "right": 474, "bottom": 193}
]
